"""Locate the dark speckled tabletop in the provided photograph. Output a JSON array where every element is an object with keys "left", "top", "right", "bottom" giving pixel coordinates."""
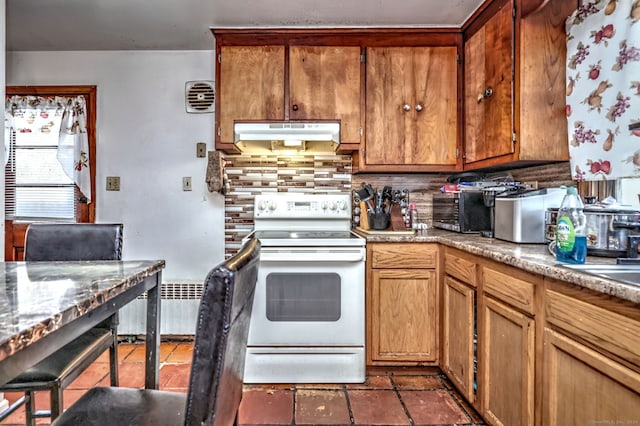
[
  {"left": 0, "top": 260, "right": 165, "bottom": 384},
  {"left": 356, "top": 228, "right": 640, "bottom": 304}
]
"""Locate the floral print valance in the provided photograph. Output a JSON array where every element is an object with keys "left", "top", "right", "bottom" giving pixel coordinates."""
[{"left": 566, "top": 0, "right": 640, "bottom": 181}]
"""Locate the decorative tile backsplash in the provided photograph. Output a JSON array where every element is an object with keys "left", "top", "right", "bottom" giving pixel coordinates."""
[
  {"left": 220, "top": 152, "right": 573, "bottom": 256},
  {"left": 222, "top": 154, "right": 352, "bottom": 256}
]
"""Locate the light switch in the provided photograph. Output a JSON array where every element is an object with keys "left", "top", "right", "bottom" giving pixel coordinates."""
[
  {"left": 196, "top": 142, "right": 207, "bottom": 158},
  {"left": 106, "top": 176, "right": 120, "bottom": 191},
  {"left": 183, "top": 177, "right": 192, "bottom": 191}
]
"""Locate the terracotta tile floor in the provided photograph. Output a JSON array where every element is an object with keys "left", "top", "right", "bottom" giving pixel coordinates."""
[{"left": 1, "top": 342, "right": 485, "bottom": 426}]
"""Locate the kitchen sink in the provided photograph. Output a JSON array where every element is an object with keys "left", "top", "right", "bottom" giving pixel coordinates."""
[{"left": 561, "top": 263, "right": 640, "bottom": 287}]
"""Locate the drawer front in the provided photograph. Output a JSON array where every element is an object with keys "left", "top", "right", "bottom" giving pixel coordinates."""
[
  {"left": 370, "top": 243, "right": 438, "bottom": 269},
  {"left": 482, "top": 265, "right": 536, "bottom": 315},
  {"left": 444, "top": 251, "right": 477, "bottom": 287},
  {"left": 546, "top": 289, "right": 640, "bottom": 368}
]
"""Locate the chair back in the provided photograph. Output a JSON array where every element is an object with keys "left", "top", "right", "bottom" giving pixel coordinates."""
[
  {"left": 24, "top": 223, "right": 124, "bottom": 261},
  {"left": 184, "top": 238, "right": 260, "bottom": 426}
]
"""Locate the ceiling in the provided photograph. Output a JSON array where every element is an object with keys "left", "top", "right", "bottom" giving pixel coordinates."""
[{"left": 6, "top": 0, "right": 485, "bottom": 51}]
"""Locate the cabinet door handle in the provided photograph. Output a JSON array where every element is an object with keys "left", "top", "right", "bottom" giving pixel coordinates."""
[
  {"left": 477, "top": 87, "right": 494, "bottom": 103},
  {"left": 403, "top": 104, "right": 411, "bottom": 111},
  {"left": 292, "top": 104, "right": 299, "bottom": 111},
  {"left": 415, "top": 104, "right": 423, "bottom": 112}
]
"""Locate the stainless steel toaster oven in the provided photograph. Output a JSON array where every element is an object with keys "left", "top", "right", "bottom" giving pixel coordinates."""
[{"left": 432, "top": 192, "right": 491, "bottom": 233}]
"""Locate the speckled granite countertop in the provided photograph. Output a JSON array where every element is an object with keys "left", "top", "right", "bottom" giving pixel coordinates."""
[
  {"left": 0, "top": 260, "right": 165, "bottom": 366},
  {"left": 356, "top": 228, "right": 640, "bottom": 304}
]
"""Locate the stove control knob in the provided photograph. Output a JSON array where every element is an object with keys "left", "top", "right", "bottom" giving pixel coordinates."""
[
  {"left": 328, "top": 201, "right": 337, "bottom": 211},
  {"left": 268, "top": 201, "right": 277, "bottom": 211},
  {"left": 320, "top": 201, "right": 328, "bottom": 210},
  {"left": 337, "top": 200, "right": 347, "bottom": 211},
  {"left": 258, "top": 201, "right": 267, "bottom": 211}
]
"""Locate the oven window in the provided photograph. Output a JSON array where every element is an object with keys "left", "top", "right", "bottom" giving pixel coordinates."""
[{"left": 266, "top": 272, "right": 341, "bottom": 321}]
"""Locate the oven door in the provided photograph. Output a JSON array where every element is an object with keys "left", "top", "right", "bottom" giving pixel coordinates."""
[{"left": 247, "top": 246, "right": 365, "bottom": 346}]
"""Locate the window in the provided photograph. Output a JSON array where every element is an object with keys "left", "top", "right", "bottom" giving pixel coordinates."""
[
  {"left": 5, "top": 103, "right": 78, "bottom": 220},
  {"left": 4, "top": 86, "right": 96, "bottom": 227}
]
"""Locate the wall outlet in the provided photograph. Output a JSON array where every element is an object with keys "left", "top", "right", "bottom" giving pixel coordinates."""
[
  {"left": 183, "top": 177, "right": 192, "bottom": 191},
  {"left": 106, "top": 176, "right": 120, "bottom": 191},
  {"left": 196, "top": 142, "right": 207, "bottom": 158}
]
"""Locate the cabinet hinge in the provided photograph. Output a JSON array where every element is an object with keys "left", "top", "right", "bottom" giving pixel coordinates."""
[
  {"left": 217, "top": 127, "right": 222, "bottom": 136},
  {"left": 456, "top": 148, "right": 460, "bottom": 159},
  {"left": 362, "top": 149, "right": 366, "bottom": 159},
  {"left": 218, "top": 53, "right": 222, "bottom": 63},
  {"left": 361, "top": 52, "right": 366, "bottom": 63},
  {"left": 512, "top": 132, "right": 517, "bottom": 144},
  {"left": 359, "top": 127, "right": 363, "bottom": 137},
  {"left": 456, "top": 53, "right": 462, "bottom": 65}
]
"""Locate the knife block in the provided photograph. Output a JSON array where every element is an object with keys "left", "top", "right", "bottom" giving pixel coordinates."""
[
  {"left": 359, "top": 201, "right": 370, "bottom": 230},
  {"left": 390, "top": 203, "right": 406, "bottom": 231}
]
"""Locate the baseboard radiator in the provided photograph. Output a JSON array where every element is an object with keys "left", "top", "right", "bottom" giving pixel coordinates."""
[{"left": 118, "top": 280, "right": 202, "bottom": 337}]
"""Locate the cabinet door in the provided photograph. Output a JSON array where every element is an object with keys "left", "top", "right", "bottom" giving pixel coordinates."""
[
  {"left": 365, "top": 47, "right": 412, "bottom": 166},
  {"left": 217, "top": 46, "right": 285, "bottom": 143},
  {"left": 442, "top": 276, "right": 476, "bottom": 403},
  {"left": 289, "top": 46, "right": 362, "bottom": 144},
  {"left": 463, "top": 27, "right": 486, "bottom": 164},
  {"left": 369, "top": 268, "right": 437, "bottom": 363},
  {"left": 365, "top": 47, "right": 457, "bottom": 167},
  {"left": 480, "top": 296, "right": 534, "bottom": 426},
  {"left": 543, "top": 328, "right": 640, "bottom": 425},
  {"left": 464, "top": 0, "right": 514, "bottom": 164},
  {"left": 413, "top": 47, "right": 458, "bottom": 166}
]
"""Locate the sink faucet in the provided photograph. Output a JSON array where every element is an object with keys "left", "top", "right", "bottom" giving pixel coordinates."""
[{"left": 615, "top": 221, "right": 640, "bottom": 264}]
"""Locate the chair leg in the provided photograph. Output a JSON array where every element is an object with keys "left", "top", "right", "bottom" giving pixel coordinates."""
[
  {"left": 50, "top": 384, "right": 63, "bottom": 421},
  {"left": 0, "top": 394, "right": 26, "bottom": 421},
  {"left": 24, "top": 391, "right": 35, "bottom": 426}
]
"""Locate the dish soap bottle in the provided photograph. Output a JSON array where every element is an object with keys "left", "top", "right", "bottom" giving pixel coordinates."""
[{"left": 555, "top": 186, "right": 587, "bottom": 264}]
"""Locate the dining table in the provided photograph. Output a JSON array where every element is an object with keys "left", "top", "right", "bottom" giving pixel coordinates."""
[{"left": 0, "top": 260, "right": 165, "bottom": 388}]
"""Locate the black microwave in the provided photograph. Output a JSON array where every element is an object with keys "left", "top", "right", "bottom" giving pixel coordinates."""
[{"left": 432, "top": 192, "right": 491, "bottom": 233}]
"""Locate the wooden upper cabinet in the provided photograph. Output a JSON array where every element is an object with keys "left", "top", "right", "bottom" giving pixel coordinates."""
[
  {"left": 289, "top": 46, "right": 362, "bottom": 144},
  {"left": 363, "top": 46, "right": 459, "bottom": 171},
  {"left": 463, "top": 0, "right": 575, "bottom": 169},
  {"left": 464, "top": 0, "right": 514, "bottom": 165},
  {"left": 217, "top": 46, "right": 285, "bottom": 146}
]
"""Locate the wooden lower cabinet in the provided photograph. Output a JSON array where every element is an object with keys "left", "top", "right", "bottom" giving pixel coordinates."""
[
  {"left": 543, "top": 328, "right": 640, "bottom": 425},
  {"left": 367, "top": 243, "right": 438, "bottom": 365},
  {"left": 479, "top": 296, "right": 534, "bottom": 426},
  {"left": 442, "top": 275, "right": 476, "bottom": 403}
]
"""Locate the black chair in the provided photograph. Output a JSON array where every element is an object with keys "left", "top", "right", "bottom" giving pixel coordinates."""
[
  {"left": 51, "top": 238, "right": 261, "bottom": 426},
  {"left": 0, "top": 223, "right": 124, "bottom": 425}
]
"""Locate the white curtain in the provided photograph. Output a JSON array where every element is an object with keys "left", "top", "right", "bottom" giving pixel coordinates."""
[
  {"left": 566, "top": 1, "right": 640, "bottom": 181},
  {"left": 5, "top": 95, "right": 92, "bottom": 202}
]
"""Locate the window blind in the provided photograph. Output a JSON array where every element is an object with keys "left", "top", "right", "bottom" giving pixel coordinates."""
[{"left": 5, "top": 104, "right": 77, "bottom": 221}]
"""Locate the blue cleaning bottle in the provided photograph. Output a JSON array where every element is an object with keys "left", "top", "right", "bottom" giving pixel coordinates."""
[{"left": 555, "top": 186, "right": 587, "bottom": 264}]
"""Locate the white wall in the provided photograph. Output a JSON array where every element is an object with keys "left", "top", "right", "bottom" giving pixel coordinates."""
[{"left": 6, "top": 50, "right": 223, "bottom": 281}]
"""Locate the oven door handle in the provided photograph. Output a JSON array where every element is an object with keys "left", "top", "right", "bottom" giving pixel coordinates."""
[{"left": 261, "top": 251, "right": 365, "bottom": 263}]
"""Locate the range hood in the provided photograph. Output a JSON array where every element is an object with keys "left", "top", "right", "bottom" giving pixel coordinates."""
[{"left": 234, "top": 122, "right": 340, "bottom": 154}]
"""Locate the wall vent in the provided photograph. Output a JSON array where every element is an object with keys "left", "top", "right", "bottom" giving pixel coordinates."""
[
  {"left": 118, "top": 281, "right": 203, "bottom": 336},
  {"left": 185, "top": 80, "right": 215, "bottom": 113}
]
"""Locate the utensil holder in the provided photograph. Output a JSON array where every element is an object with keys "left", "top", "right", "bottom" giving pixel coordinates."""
[{"left": 369, "top": 211, "right": 390, "bottom": 230}]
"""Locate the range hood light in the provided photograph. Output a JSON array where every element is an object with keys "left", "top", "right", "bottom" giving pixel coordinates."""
[{"left": 234, "top": 122, "right": 340, "bottom": 154}]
